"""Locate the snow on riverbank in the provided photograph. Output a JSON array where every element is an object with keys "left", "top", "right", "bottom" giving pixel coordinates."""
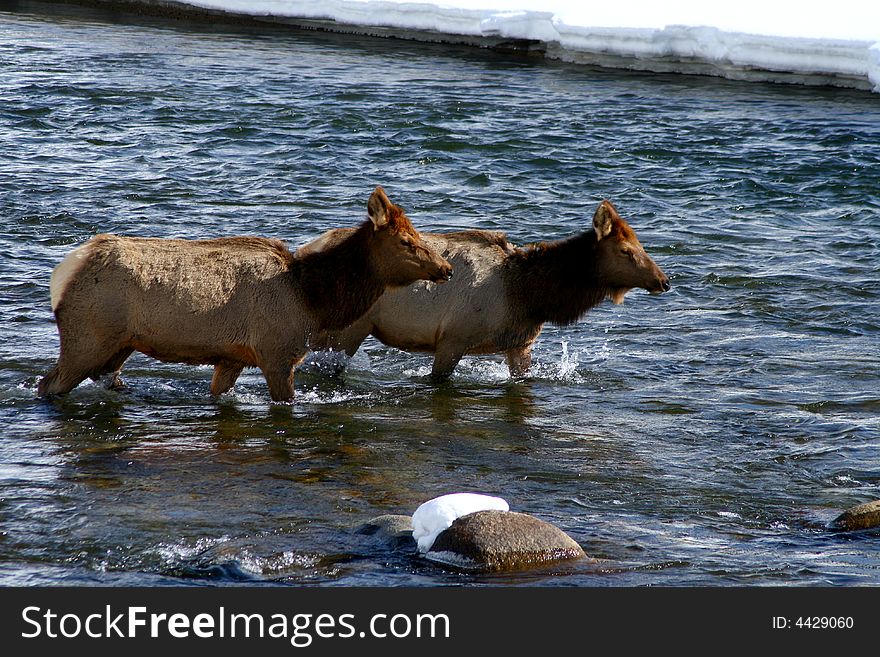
[{"left": 129, "top": 1, "right": 880, "bottom": 91}]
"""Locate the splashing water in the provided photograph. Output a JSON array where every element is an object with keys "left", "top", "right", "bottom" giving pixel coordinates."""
[
  {"left": 530, "top": 340, "right": 587, "bottom": 383},
  {"left": 558, "top": 341, "right": 581, "bottom": 380}
]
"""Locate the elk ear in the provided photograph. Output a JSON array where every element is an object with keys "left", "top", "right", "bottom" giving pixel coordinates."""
[
  {"left": 593, "top": 200, "right": 617, "bottom": 241},
  {"left": 368, "top": 186, "right": 392, "bottom": 230}
]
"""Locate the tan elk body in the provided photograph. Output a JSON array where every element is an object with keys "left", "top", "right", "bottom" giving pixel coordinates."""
[
  {"left": 38, "top": 187, "right": 452, "bottom": 401},
  {"left": 311, "top": 200, "right": 670, "bottom": 378}
]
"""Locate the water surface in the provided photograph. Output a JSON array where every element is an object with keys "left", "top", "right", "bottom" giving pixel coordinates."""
[{"left": 1, "top": 2, "right": 879, "bottom": 586}]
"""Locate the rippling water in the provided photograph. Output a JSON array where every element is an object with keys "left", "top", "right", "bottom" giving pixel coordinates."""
[{"left": 2, "top": 2, "right": 879, "bottom": 586}]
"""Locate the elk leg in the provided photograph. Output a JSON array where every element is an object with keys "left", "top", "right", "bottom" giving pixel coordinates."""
[
  {"left": 260, "top": 361, "right": 295, "bottom": 402},
  {"left": 91, "top": 346, "right": 134, "bottom": 389},
  {"left": 431, "top": 346, "right": 465, "bottom": 381},
  {"left": 38, "top": 358, "right": 97, "bottom": 396},
  {"left": 211, "top": 362, "right": 245, "bottom": 396},
  {"left": 339, "top": 323, "right": 371, "bottom": 359},
  {"left": 505, "top": 346, "right": 532, "bottom": 378},
  {"left": 39, "top": 314, "right": 128, "bottom": 396}
]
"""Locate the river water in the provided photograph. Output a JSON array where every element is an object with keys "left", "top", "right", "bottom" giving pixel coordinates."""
[{"left": 1, "top": 2, "right": 879, "bottom": 586}]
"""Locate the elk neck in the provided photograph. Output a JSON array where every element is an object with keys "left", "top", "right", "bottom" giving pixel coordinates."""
[
  {"left": 291, "top": 221, "right": 386, "bottom": 331},
  {"left": 507, "top": 228, "right": 609, "bottom": 326}
]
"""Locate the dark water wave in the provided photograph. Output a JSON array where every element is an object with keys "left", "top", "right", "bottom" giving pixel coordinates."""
[{"left": 1, "top": 3, "right": 879, "bottom": 586}]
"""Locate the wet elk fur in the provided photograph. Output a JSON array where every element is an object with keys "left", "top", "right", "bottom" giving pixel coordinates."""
[
  {"left": 315, "top": 200, "right": 670, "bottom": 378},
  {"left": 38, "top": 187, "right": 452, "bottom": 401}
]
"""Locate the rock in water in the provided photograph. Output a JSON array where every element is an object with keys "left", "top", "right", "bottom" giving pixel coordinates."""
[
  {"left": 355, "top": 514, "right": 416, "bottom": 551},
  {"left": 830, "top": 500, "right": 880, "bottom": 531},
  {"left": 426, "top": 510, "right": 586, "bottom": 571},
  {"left": 412, "top": 493, "right": 509, "bottom": 553}
]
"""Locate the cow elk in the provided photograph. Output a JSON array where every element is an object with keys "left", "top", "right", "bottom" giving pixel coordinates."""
[
  {"left": 314, "top": 200, "right": 669, "bottom": 378},
  {"left": 38, "top": 187, "right": 452, "bottom": 401}
]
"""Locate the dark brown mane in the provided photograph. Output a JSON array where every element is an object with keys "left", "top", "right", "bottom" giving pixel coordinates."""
[
  {"left": 506, "top": 228, "right": 608, "bottom": 326},
  {"left": 290, "top": 219, "right": 386, "bottom": 331}
]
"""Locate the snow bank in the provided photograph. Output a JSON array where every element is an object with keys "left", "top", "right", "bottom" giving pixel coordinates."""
[
  {"left": 164, "top": 0, "right": 880, "bottom": 92},
  {"left": 411, "top": 493, "right": 509, "bottom": 554}
]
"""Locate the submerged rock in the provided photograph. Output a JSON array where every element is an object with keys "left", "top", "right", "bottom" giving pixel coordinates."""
[
  {"left": 355, "top": 514, "right": 416, "bottom": 551},
  {"left": 426, "top": 510, "right": 586, "bottom": 571},
  {"left": 830, "top": 500, "right": 880, "bottom": 532}
]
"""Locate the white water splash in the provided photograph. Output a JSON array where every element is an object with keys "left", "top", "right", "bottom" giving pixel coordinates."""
[
  {"left": 295, "top": 387, "right": 375, "bottom": 406},
  {"left": 531, "top": 340, "right": 591, "bottom": 383},
  {"left": 558, "top": 340, "right": 580, "bottom": 379},
  {"left": 222, "top": 383, "right": 374, "bottom": 407},
  {"left": 401, "top": 364, "right": 434, "bottom": 379},
  {"left": 453, "top": 358, "right": 512, "bottom": 383},
  {"left": 300, "top": 349, "right": 351, "bottom": 375},
  {"left": 152, "top": 535, "right": 233, "bottom": 565},
  {"left": 402, "top": 358, "right": 510, "bottom": 383},
  {"left": 235, "top": 549, "right": 322, "bottom": 575}
]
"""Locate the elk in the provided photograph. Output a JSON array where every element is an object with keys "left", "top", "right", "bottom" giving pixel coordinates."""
[
  {"left": 313, "top": 200, "right": 669, "bottom": 378},
  {"left": 38, "top": 187, "right": 452, "bottom": 401}
]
